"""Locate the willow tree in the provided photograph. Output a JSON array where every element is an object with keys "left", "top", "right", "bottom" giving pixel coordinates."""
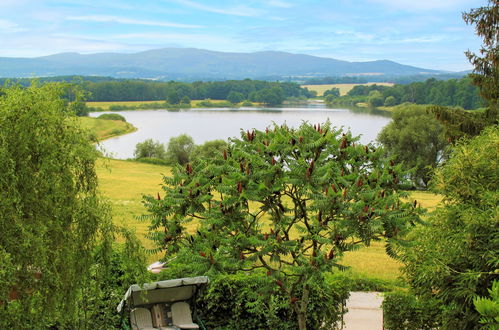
[
  {"left": 144, "top": 122, "right": 422, "bottom": 329},
  {"left": 0, "top": 84, "right": 110, "bottom": 327}
]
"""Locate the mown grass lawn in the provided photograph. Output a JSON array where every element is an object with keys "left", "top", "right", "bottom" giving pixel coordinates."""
[
  {"left": 96, "top": 158, "right": 442, "bottom": 281},
  {"left": 78, "top": 117, "right": 136, "bottom": 140},
  {"left": 87, "top": 99, "right": 232, "bottom": 110}
]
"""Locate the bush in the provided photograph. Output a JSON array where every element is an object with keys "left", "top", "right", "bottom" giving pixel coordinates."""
[
  {"left": 241, "top": 100, "right": 253, "bottom": 106},
  {"left": 197, "top": 99, "right": 234, "bottom": 107},
  {"left": 382, "top": 291, "right": 441, "bottom": 329},
  {"left": 191, "top": 139, "right": 228, "bottom": 162},
  {"left": 133, "top": 157, "right": 169, "bottom": 166},
  {"left": 227, "top": 91, "right": 245, "bottom": 104},
  {"left": 134, "top": 139, "right": 166, "bottom": 160},
  {"left": 384, "top": 96, "right": 397, "bottom": 107},
  {"left": 165, "top": 134, "right": 195, "bottom": 165},
  {"left": 189, "top": 272, "right": 348, "bottom": 330},
  {"left": 97, "top": 113, "right": 127, "bottom": 122}
]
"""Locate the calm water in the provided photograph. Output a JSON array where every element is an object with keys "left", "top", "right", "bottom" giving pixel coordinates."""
[{"left": 90, "top": 104, "right": 391, "bottom": 159}]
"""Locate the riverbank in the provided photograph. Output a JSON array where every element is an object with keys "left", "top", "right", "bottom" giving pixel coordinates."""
[
  {"left": 78, "top": 117, "right": 137, "bottom": 141},
  {"left": 87, "top": 99, "right": 257, "bottom": 111}
]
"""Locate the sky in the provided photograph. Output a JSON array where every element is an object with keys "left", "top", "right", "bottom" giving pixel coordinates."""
[{"left": 0, "top": 0, "right": 486, "bottom": 71}]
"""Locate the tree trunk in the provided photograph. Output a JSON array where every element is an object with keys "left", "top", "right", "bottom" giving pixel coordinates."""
[
  {"left": 297, "top": 311, "right": 307, "bottom": 330},
  {"left": 296, "top": 286, "right": 310, "bottom": 330}
]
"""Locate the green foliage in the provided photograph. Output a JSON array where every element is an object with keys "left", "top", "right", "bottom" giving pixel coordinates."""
[
  {"left": 400, "top": 127, "right": 499, "bottom": 329},
  {"left": 197, "top": 99, "right": 234, "bottom": 107},
  {"left": 0, "top": 84, "right": 113, "bottom": 326},
  {"left": 378, "top": 105, "right": 447, "bottom": 187},
  {"left": 181, "top": 95, "right": 191, "bottom": 105},
  {"left": 253, "top": 86, "right": 285, "bottom": 105},
  {"left": 474, "top": 280, "right": 499, "bottom": 328},
  {"left": 323, "top": 87, "right": 340, "bottom": 98},
  {"left": 142, "top": 122, "right": 422, "bottom": 329},
  {"left": 227, "top": 91, "right": 245, "bottom": 104},
  {"left": 368, "top": 90, "right": 384, "bottom": 107},
  {"left": 198, "top": 272, "right": 348, "bottom": 330},
  {"left": 382, "top": 291, "right": 442, "bottom": 329},
  {"left": 97, "top": 113, "right": 127, "bottom": 122},
  {"left": 326, "top": 272, "right": 400, "bottom": 292},
  {"left": 167, "top": 89, "right": 180, "bottom": 105},
  {"left": 191, "top": 139, "right": 228, "bottom": 162},
  {"left": 463, "top": 1, "right": 499, "bottom": 109},
  {"left": 384, "top": 96, "right": 397, "bottom": 107},
  {"left": 429, "top": 105, "right": 498, "bottom": 142},
  {"left": 332, "top": 78, "right": 483, "bottom": 110},
  {"left": 241, "top": 100, "right": 254, "bottom": 106},
  {"left": 134, "top": 138, "right": 166, "bottom": 160},
  {"left": 82, "top": 79, "right": 311, "bottom": 102},
  {"left": 165, "top": 134, "right": 195, "bottom": 165}
]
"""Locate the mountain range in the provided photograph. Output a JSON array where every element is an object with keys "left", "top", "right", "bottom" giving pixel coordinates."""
[{"left": 0, "top": 48, "right": 448, "bottom": 80}]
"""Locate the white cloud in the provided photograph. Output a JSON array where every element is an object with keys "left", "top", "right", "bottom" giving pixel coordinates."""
[
  {"left": 172, "top": 0, "right": 264, "bottom": 17},
  {"left": 0, "top": 19, "right": 27, "bottom": 33},
  {"left": 67, "top": 15, "right": 202, "bottom": 29}
]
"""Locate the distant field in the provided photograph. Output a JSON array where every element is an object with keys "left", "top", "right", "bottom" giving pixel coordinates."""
[
  {"left": 87, "top": 100, "right": 164, "bottom": 110},
  {"left": 302, "top": 83, "right": 394, "bottom": 96},
  {"left": 97, "top": 158, "right": 442, "bottom": 280},
  {"left": 87, "top": 100, "right": 230, "bottom": 110},
  {"left": 78, "top": 117, "right": 136, "bottom": 140}
]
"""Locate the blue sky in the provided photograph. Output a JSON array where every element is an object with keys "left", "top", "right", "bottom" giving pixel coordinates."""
[{"left": 0, "top": 0, "right": 485, "bottom": 71}]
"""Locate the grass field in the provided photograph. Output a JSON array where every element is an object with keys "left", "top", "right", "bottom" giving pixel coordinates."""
[
  {"left": 96, "top": 158, "right": 443, "bottom": 281},
  {"left": 302, "top": 83, "right": 394, "bottom": 96},
  {"left": 87, "top": 100, "right": 164, "bottom": 110},
  {"left": 87, "top": 100, "right": 231, "bottom": 110},
  {"left": 78, "top": 117, "right": 137, "bottom": 140}
]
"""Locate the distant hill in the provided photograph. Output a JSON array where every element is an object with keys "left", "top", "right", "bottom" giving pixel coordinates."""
[{"left": 0, "top": 48, "right": 447, "bottom": 80}]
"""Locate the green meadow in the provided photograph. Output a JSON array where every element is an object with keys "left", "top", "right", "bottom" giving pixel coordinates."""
[
  {"left": 96, "top": 158, "right": 442, "bottom": 282},
  {"left": 78, "top": 116, "right": 136, "bottom": 140}
]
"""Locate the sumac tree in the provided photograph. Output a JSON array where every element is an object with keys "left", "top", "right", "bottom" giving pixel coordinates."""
[{"left": 143, "top": 122, "right": 422, "bottom": 329}]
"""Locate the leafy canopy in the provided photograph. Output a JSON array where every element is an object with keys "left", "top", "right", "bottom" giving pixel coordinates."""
[
  {"left": 377, "top": 105, "right": 447, "bottom": 187},
  {"left": 0, "top": 84, "right": 107, "bottom": 326},
  {"left": 143, "top": 121, "right": 422, "bottom": 329},
  {"left": 401, "top": 126, "right": 499, "bottom": 329}
]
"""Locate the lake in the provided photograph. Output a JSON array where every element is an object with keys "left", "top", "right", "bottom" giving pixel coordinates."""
[{"left": 90, "top": 104, "right": 391, "bottom": 159}]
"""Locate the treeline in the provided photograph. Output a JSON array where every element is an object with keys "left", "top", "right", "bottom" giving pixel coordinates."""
[
  {"left": 0, "top": 76, "right": 315, "bottom": 105},
  {"left": 327, "top": 77, "right": 483, "bottom": 110},
  {"left": 83, "top": 79, "right": 314, "bottom": 103}
]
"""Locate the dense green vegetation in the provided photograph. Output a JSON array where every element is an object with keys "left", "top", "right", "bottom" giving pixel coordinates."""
[
  {"left": 0, "top": 84, "right": 148, "bottom": 327},
  {"left": 141, "top": 122, "right": 422, "bottom": 329},
  {"left": 326, "top": 77, "right": 483, "bottom": 110},
  {"left": 384, "top": 127, "right": 498, "bottom": 329},
  {"left": 83, "top": 79, "right": 313, "bottom": 104},
  {"left": 378, "top": 105, "right": 447, "bottom": 188},
  {"left": 382, "top": 3, "right": 499, "bottom": 328},
  {"left": 134, "top": 135, "right": 228, "bottom": 167}
]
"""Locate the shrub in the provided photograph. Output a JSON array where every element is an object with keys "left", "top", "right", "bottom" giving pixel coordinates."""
[
  {"left": 134, "top": 139, "right": 166, "bottom": 160},
  {"left": 152, "top": 271, "right": 349, "bottom": 330},
  {"left": 382, "top": 291, "right": 441, "bottom": 329},
  {"left": 384, "top": 96, "right": 397, "bottom": 107}
]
